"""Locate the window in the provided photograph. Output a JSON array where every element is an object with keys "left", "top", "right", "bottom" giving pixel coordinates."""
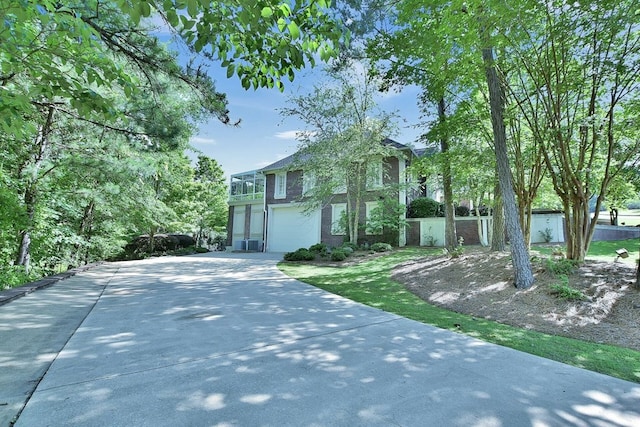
[
  {"left": 367, "top": 160, "right": 383, "bottom": 189},
  {"left": 302, "top": 171, "right": 315, "bottom": 195},
  {"left": 331, "top": 203, "right": 347, "bottom": 235},
  {"left": 365, "top": 201, "right": 383, "bottom": 235},
  {"left": 274, "top": 172, "right": 286, "bottom": 199},
  {"left": 333, "top": 170, "right": 347, "bottom": 194}
]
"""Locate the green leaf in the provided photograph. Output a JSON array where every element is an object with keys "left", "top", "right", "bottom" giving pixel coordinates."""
[
  {"left": 187, "top": 0, "right": 198, "bottom": 17},
  {"left": 166, "top": 9, "right": 179, "bottom": 27},
  {"left": 226, "top": 64, "right": 235, "bottom": 78},
  {"left": 138, "top": 2, "right": 151, "bottom": 18},
  {"left": 278, "top": 4, "right": 291, "bottom": 16},
  {"left": 261, "top": 7, "right": 273, "bottom": 18},
  {"left": 287, "top": 21, "right": 300, "bottom": 39}
]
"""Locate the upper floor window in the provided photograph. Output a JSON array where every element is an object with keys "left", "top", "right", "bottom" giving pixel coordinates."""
[
  {"left": 333, "top": 170, "right": 347, "bottom": 194},
  {"left": 367, "top": 160, "right": 383, "bottom": 189},
  {"left": 274, "top": 172, "right": 287, "bottom": 199},
  {"left": 302, "top": 171, "right": 316, "bottom": 195}
]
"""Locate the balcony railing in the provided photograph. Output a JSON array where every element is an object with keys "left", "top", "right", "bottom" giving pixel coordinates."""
[{"left": 229, "top": 192, "right": 264, "bottom": 202}]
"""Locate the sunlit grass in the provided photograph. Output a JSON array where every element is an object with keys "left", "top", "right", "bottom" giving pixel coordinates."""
[
  {"left": 533, "top": 238, "right": 639, "bottom": 265},
  {"left": 279, "top": 247, "right": 640, "bottom": 383},
  {"left": 617, "top": 209, "right": 640, "bottom": 226}
]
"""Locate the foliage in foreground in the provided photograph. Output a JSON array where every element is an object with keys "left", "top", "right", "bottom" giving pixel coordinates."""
[{"left": 279, "top": 248, "right": 640, "bottom": 383}]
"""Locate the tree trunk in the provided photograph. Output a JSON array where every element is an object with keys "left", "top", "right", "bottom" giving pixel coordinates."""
[
  {"left": 438, "top": 97, "right": 457, "bottom": 252},
  {"left": 609, "top": 208, "right": 618, "bottom": 226},
  {"left": 76, "top": 199, "right": 95, "bottom": 265},
  {"left": 15, "top": 106, "right": 55, "bottom": 272},
  {"left": 346, "top": 164, "right": 364, "bottom": 245},
  {"left": 523, "top": 203, "right": 533, "bottom": 247},
  {"left": 490, "top": 175, "right": 505, "bottom": 251},
  {"left": 482, "top": 47, "right": 534, "bottom": 289}
]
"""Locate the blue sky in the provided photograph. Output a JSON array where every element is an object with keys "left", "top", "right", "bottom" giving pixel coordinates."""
[
  {"left": 156, "top": 27, "right": 427, "bottom": 180},
  {"left": 188, "top": 65, "right": 427, "bottom": 179}
]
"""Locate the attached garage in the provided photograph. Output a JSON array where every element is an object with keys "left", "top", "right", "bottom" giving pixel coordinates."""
[{"left": 266, "top": 205, "right": 321, "bottom": 252}]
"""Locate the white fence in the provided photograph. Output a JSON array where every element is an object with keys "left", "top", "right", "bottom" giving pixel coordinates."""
[{"left": 406, "top": 213, "right": 565, "bottom": 247}]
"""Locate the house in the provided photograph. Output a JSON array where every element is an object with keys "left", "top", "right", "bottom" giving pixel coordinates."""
[{"left": 226, "top": 138, "right": 420, "bottom": 252}]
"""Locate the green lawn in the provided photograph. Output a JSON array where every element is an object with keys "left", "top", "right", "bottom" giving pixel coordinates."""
[
  {"left": 279, "top": 246, "right": 640, "bottom": 383},
  {"left": 533, "top": 238, "right": 639, "bottom": 265},
  {"left": 617, "top": 209, "right": 640, "bottom": 226}
]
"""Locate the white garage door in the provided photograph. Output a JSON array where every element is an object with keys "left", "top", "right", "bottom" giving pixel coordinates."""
[{"left": 267, "top": 205, "right": 320, "bottom": 252}]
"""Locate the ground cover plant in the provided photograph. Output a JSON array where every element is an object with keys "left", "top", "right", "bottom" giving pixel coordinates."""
[{"left": 279, "top": 244, "right": 640, "bottom": 383}]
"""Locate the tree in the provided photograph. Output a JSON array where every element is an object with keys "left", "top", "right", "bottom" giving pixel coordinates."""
[
  {"left": 368, "top": 0, "right": 534, "bottom": 287},
  {"left": 605, "top": 173, "right": 638, "bottom": 226},
  {"left": 280, "top": 66, "right": 400, "bottom": 245},
  {"left": 505, "top": 0, "right": 640, "bottom": 260},
  {"left": 190, "top": 155, "right": 228, "bottom": 246},
  {"left": 1, "top": 0, "right": 345, "bottom": 283}
]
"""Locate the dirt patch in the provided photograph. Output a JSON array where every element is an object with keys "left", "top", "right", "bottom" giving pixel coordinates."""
[{"left": 391, "top": 247, "right": 640, "bottom": 351}]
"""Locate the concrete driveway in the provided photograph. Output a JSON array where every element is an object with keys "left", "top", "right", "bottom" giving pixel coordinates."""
[{"left": 1, "top": 252, "right": 639, "bottom": 426}]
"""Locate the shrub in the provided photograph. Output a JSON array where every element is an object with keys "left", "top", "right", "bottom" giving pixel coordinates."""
[
  {"left": 283, "top": 248, "right": 315, "bottom": 261},
  {"left": 447, "top": 236, "right": 465, "bottom": 258},
  {"left": 0, "top": 265, "right": 37, "bottom": 290},
  {"left": 330, "top": 249, "right": 347, "bottom": 261},
  {"left": 309, "top": 243, "right": 329, "bottom": 256},
  {"left": 471, "top": 206, "right": 490, "bottom": 216},
  {"left": 626, "top": 200, "right": 640, "bottom": 209},
  {"left": 539, "top": 227, "right": 553, "bottom": 243},
  {"left": 341, "top": 246, "right": 354, "bottom": 255},
  {"left": 371, "top": 242, "right": 393, "bottom": 252},
  {"left": 455, "top": 206, "right": 470, "bottom": 217},
  {"left": 341, "top": 242, "right": 359, "bottom": 251},
  {"left": 549, "top": 276, "right": 586, "bottom": 301},
  {"left": 545, "top": 257, "right": 579, "bottom": 276},
  {"left": 407, "top": 197, "right": 440, "bottom": 218}
]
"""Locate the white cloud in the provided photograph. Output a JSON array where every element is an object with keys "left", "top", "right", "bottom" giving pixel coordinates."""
[
  {"left": 274, "top": 130, "right": 318, "bottom": 141},
  {"left": 190, "top": 136, "right": 217, "bottom": 145},
  {"left": 274, "top": 130, "right": 301, "bottom": 140}
]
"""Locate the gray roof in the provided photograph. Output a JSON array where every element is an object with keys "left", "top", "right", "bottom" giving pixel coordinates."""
[
  {"left": 259, "top": 138, "right": 415, "bottom": 173},
  {"left": 414, "top": 146, "right": 439, "bottom": 158}
]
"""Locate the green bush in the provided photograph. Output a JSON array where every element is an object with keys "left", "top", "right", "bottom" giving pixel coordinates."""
[
  {"left": 341, "top": 246, "right": 354, "bottom": 255},
  {"left": 455, "top": 206, "right": 470, "bottom": 217},
  {"left": 549, "top": 277, "right": 586, "bottom": 301},
  {"left": 545, "top": 258, "right": 579, "bottom": 276},
  {"left": 341, "top": 242, "right": 359, "bottom": 251},
  {"left": 371, "top": 242, "right": 393, "bottom": 252},
  {"left": 283, "top": 248, "right": 315, "bottom": 261},
  {"left": 309, "top": 243, "right": 329, "bottom": 256},
  {"left": 330, "top": 249, "right": 347, "bottom": 261},
  {"left": 407, "top": 197, "right": 440, "bottom": 218},
  {"left": 0, "top": 265, "right": 37, "bottom": 290}
]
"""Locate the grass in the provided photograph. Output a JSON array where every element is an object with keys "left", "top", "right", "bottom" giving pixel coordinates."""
[
  {"left": 533, "top": 238, "right": 639, "bottom": 265},
  {"left": 279, "top": 246, "right": 640, "bottom": 383},
  {"left": 616, "top": 209, "right": 640, "bottom": 226}
]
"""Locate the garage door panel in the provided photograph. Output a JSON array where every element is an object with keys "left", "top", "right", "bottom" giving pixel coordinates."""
[{"left": 268, "top": 206, "right": 320, "bottom": 252}]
